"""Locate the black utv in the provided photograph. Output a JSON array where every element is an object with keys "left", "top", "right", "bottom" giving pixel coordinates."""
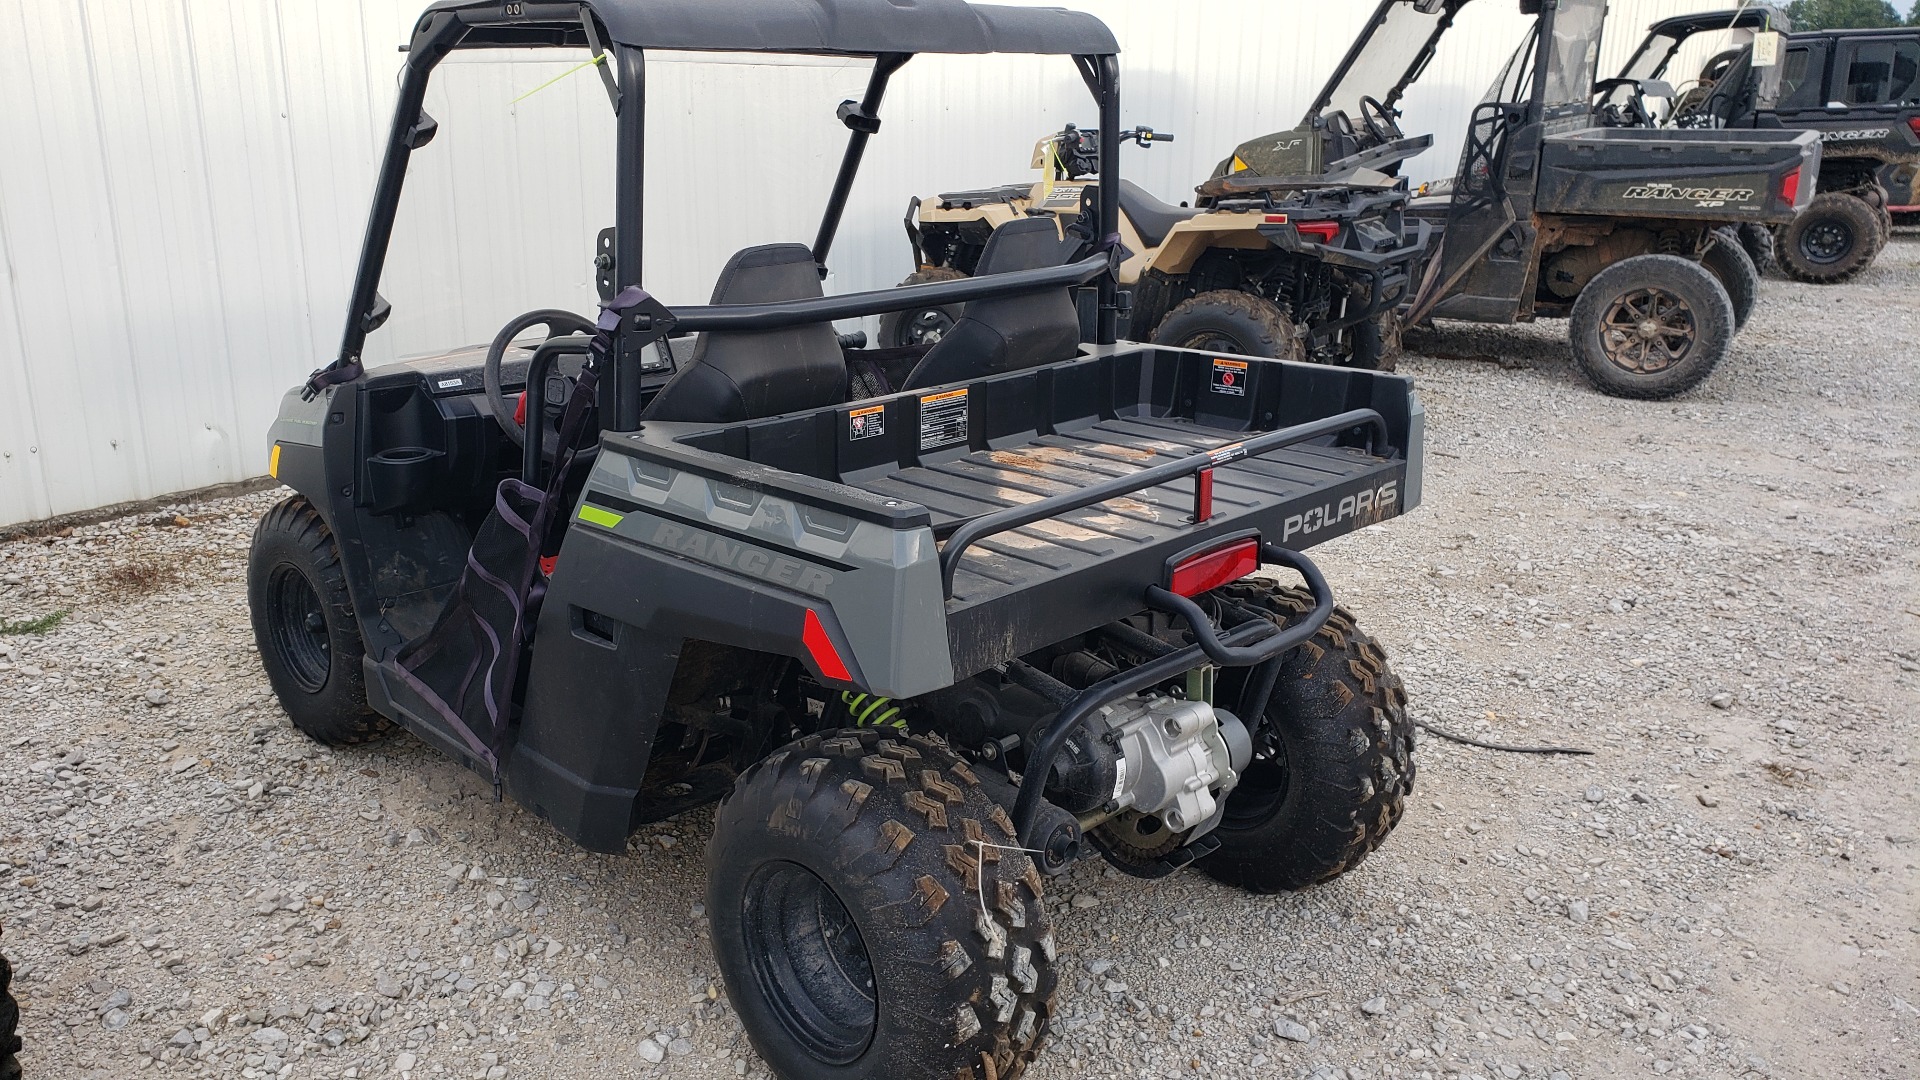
[
  {"left": 1602, "top": 7, "right": 1919, "bottom": 283},
  {"left": 248, "top": 3, "right": 1426, "bottom": 1078},
  {"left": 1219, "top": 0, "right": 1820, "bottom": 400}
]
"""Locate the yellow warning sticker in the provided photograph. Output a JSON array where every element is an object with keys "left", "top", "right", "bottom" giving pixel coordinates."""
[
  {"left": 849, "top": 404, "right": 885, "bottom": 442},
  {"left": 919, "top": 388, "right": 969, "bottom": 450},
  {"left": 1211, "top": 358, "right": 1249, "bottom": 397}
]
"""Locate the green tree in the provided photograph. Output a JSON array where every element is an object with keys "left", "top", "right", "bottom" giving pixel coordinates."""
[{"left": 1786, "top": 0, "right": 1902, "bottom": 28}]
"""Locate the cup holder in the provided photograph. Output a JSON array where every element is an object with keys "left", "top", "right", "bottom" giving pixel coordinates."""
[{"left": 366, "top": 446, "right": 447, "bottom": 513}]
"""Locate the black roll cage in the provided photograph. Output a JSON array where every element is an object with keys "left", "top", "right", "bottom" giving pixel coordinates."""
[{"left": 330, "top": 1, "right": 1125, "bottom": 432}]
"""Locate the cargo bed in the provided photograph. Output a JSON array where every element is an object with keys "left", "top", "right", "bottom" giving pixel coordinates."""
[{"left": 588, "top": 345, "right": 1422, "bottom": 684}]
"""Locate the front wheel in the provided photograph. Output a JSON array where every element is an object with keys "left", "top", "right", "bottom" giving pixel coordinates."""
[
  {"left": 1569, "top": 254, "right": 1734, "bottom": 400},
  {"left": 1777, "top": 193, "right": 1885, "bottom": 284},
  {"left": 876, "top": 266, "right": 969, "bottom": 348},
  {"left": 247, "top": 496, "right": 391, "bottom": 746},
  {"left": 1151, "top": 290, "right": 1304, "bottom": 362},
  {"left": 709, "top": 729, "right": 1056, "bottom": 1080},
  {"left": 1200, "top": 582, "right": 1415, "bottom": 893}
]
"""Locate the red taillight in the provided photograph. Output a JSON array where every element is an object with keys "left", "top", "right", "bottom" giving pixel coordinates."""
[
  {"left": 1908, "top": 117, "right": 1920, "bottom": 138},
  {"left": 1168, "top": 538, "right": 1260, "bottom": 597},
  {"left": 802, "top": 608, "right": 852, "bottom": 682},
  {"left": 1296, "top": 221, "right": 1340, "bottom": 244},
  {"left": 1780, "top": 167, "right": 1802, "bottom": 206},
  {"left": 1264, "top": 214, "right": 1291, "bottom": 225}
]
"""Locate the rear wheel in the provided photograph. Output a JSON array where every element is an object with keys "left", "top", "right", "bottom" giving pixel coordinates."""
[
  {"left": 1736, "top": 222, "right": 1777, "bottom": 277},
  {"left": 247, "top": 496, "right": 391, "bottom": 746},
  {"left": 709, "top": 729, "right": 1056, "bottom": 1080},
  {"left": 1570, "top": 254, "right": 1734, "bottom": 400},
  {"left": 1201, "top": 582, "right": 1414, "bottom": 893},
  {"left": 1703, "top": 228, "right": 1759, "bottom": 332},
  {"left": 877, "top": 266, "right": 969, "bottom": 349},
  {"left": 1778, "top": 193, "right": 1884, "bottom": 284},
  {"left": 1151, "top": 290, "right": 1304, "bottom": 362}
]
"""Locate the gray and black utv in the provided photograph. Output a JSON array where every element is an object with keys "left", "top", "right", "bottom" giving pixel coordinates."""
[
  {"left": 248, "top": 3, "right": 1425, "bottom": 1078},
  {"left": 1601, "top": 7, "right": 1920, "bottom": 282},
  {"left": 1218, "top": 0, "right": 1820, "bottom": 400}
]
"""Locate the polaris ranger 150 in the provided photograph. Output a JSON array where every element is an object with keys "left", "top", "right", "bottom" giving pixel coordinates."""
[
  {"left": 249, "top": 4, "right": 1425, "bottom": 1078},
  {"left": 1602, "top": 7, "right": 1920, "bottom": 282},
  {"left": 1225, "top": 0, "right": 1820, "bottom": 400}
]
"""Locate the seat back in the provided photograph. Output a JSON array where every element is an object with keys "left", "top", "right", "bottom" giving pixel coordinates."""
[
  {"left": 902, "top": 218, "right": 1084, "bottom": 391},
  {"left": 642, "top": 245, "right": 845, "bottom": 424}
]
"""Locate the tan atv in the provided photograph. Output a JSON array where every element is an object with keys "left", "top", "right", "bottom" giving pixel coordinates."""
[{"left": 887, "top": 124, "right": 1427, "bottom": 369}]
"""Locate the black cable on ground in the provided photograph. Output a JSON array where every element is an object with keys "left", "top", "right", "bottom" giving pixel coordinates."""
[{"left": 1414, "top": 720, "right": 1594, "bottom": 756}]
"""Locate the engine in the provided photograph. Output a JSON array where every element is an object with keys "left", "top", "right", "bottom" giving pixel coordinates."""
[{"left": 1056, "top": 695, "right": 1253, "bottom": 837}]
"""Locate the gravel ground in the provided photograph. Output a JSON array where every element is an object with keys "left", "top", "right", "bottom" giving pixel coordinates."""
[{"left": 2, "top": 236, "right": 1917, "bottom": 1080}]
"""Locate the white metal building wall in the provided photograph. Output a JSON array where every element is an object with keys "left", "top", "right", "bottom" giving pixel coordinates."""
[{"left": 0, "top": 0, "right": 1713, "bottom": 526}]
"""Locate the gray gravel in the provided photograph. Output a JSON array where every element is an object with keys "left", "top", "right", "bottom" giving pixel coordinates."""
[{"left": 2, "top": 236, "right": 1917, "bottom": 1080}]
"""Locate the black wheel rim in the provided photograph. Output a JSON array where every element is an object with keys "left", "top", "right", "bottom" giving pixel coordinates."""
[
  {"left": 1218, "top": 727, "right": 1291, "bottom": 831},
  {"left": 899, "top": 309, "right": 954, "bottom": 347},
  {"left": 1799, "top": 219, "right": 1853, "bottom": 266},
  {"left": 741, "top": 862, "right": 876, "bottom": 1065},
  {"left": 1178, "top": 331, "right": 1249, "bottom": 355},
  {"left": 1597, "top": 287, "right": 1697, "bottom": 376},
  {"left": 266, "top": 565, "right": 331, "bottom": 693}
]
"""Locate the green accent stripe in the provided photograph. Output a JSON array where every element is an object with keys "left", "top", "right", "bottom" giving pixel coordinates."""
[{"left": 577, "top": 504, "right": 625, "bottom": 529}]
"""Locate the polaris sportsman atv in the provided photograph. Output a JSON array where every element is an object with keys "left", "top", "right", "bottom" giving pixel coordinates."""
[
  {"left": 249, "top": 4, "right": 1425, "bottom": 1079},
  {"left": 1235, "top": 0, "right": 1819, "bottom": 400},
  {"left": 1601, "top": 7, "right": 1920, "bottom": 283},
  {"left": 888, "top": 121, "right": 1426, "bottom": 372}
]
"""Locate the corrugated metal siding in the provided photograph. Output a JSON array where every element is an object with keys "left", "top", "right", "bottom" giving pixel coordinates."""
[{"left": 0, "top": 0, "right": 1709, "bottom": 526}]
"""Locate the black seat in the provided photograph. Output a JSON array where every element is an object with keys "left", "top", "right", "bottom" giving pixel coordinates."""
[
  {"left": 902, "top": 217, "right": 1083, "bottom": 391},
  {"left": 1115, "top": 178, "right": 1201, "bottom": 248},
  {"left": 642, "top": 245, "right": 845, "bottom": 424}
]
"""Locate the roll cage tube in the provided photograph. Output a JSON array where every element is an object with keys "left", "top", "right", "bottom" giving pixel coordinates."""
[{"left": 324, "top": 5, "right": 1127, "bottom": 425}]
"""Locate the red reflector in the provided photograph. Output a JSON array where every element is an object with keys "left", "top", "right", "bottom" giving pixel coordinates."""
[
  {"left": 1909, "top": 117, "right": 1920, "bottom": 137},
  {"left": 802, "top": 608, "right": 852, "bottom": 682},
  {"left": 1264, "top": 213, "right": 1291, "bottom": 224},
  {"left": 1780, "top": 167, "right": 1802, "bottom": 206},
  {"left": 1296, "top": 221, "right": 1340, "bottom": 244},
  {"left": 1168, "top": 539, "right": 1260, "bottom": 597}
]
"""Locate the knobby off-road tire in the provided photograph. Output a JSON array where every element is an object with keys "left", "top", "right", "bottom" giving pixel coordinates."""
[
  {"left": 247, "top": 496, "right": 392, "bottom": 746},
  {"left": 877, "top": 266, "right": 969, "bottom": 349},
  {"left": 1703, "top": 228, "right": 1760, "bottom": 333},
  {"left": 709, "top": 729, "right": 1057, "bottom": 1080},
  {"left": 1736, "top": 222, "right": 1777, "bottom": 278},
  {"left": 2, "top": 935, "right": 23, "bottom": 1080},
  {"left": 1350, "top": 307, "right": 1403, "bottom": 372},
  {"left": 1151, "top": 290, "right": 1306, "bottom": 363},
  {"left": 1777, "top": 193, "right": 1885, "bottom": 285},
  {"left": 1569, "top": 254, "right": 1734, "bottom": 401},
  {"left": 1201, "top": 582, "right": 1415, "bottom": 894}
]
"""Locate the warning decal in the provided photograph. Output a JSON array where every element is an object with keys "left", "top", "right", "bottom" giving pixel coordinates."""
[
  {"left": 1211, "top": 357, "right": 1249, "bottom": 396},
  {"left": 849, "top": 404, "right": 885, "bottom": 442},
  {"left": 918, "top": 388, "right": 970, "bottom": 450}
]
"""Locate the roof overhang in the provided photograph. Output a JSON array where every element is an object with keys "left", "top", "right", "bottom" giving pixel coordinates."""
[{"left": 419, "top": 0, "right": 1119, "bottom": 56}]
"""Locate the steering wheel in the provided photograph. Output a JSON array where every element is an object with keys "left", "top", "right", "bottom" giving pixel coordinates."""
[
  {"left": 481, "top": 309, "right": 599, "bottom": 460},
  {"left": 1358, "top": 96, "right": 1403, "bottom": 145}
]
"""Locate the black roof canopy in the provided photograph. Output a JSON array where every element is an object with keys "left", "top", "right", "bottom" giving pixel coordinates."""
[
  {"left": 422, "top": 0, "right": 1119, "bottom": 56},
  {"left": 1644, "top": 5, "right": 1789, "bottom": 39}
]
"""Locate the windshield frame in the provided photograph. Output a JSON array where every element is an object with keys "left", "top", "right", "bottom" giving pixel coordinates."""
[{"left": 1304, "top": 0, "right": 1467, "bottom": 125}]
